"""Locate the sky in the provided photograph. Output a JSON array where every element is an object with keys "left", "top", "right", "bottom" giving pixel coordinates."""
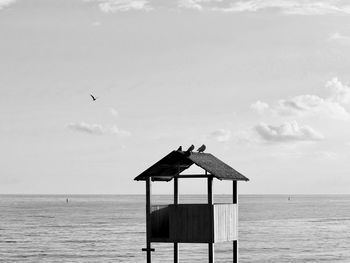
[{"left": 1, "top": 0, "right": 350, "bottom": 195}]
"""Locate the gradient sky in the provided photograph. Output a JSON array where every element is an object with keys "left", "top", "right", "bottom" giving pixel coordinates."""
[{"left": 1, "top": 0, "right": 350, "bottom": 194}]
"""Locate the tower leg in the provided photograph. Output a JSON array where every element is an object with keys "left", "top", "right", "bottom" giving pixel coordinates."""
[
  {"left": 147, "top": 248, "right": 151, "bottom": 263},
  {"left": 233, "top": 240, "right": 238, "bottom": 263},
  {"left": 209, "top": 243, "right": 214, "bottom": 263},
  {"left": 174, "top": 176, "right": 179, "bottom": 263},
  {"left": 174, "top": 243, "right": 178, "bottom": 263},
  {"left": 146, "top": 178, "right": 152, "bottom": 263},
  {"left": 233, "top": 181, "right": 238, "bottom": 263},
  {"left": 207, "top": 175, "right": 214, "bottom": 263}
]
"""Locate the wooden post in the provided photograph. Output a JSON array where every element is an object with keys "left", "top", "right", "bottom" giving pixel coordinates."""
[
  {"left": 174, "top": 176, "right": 179, "bottom": 263},
  {"left": 207, "top": 172, "right": 214, "bottom": 263},
  {"left": 146, "top": 177, "right": 152, "bottom": 263},
  {"left": 233, "top": 181, "right": 238, "bottom": 263}
]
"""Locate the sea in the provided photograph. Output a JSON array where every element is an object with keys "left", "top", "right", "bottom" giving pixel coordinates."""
[{"left": 1, "top": 195, "right": 350, "bottom": 263}]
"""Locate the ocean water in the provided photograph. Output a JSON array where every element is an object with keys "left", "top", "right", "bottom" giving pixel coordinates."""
[{"left": 1, "top": 195, "right": 350, "bottom": 262}]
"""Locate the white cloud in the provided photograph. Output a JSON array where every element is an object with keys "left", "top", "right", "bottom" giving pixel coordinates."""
[
  {"left": 327, "top": 77, "right": 350, "bottom": 104},
  {"left": 208, "top": 129, "right": 231, "bottom": 142},
  {"left": 86, "top": 0, "right": 151, "bottom": 12},
  {"left": 67, "top": 122, "right": 130, "bottom": 136},
  {"left": 218, "top": 0, "right": 295, "bottom": 12},
  {"left": 178, "top": 0, "right": 203, "bottom": 10},
  {"left": 252, "top": 78, "right": 350, "bottom": 121},
  {"left": 255, "top": 121, "right": 324, "bottom": 142},
  {"left": 277, "top": 95, "right": 350, "bottom": 120},
  {"left": 328, "top": 32, "right": 350, "bottom": 46},
  {"left": 67, "top": 122, "right": 105, "bottom": 135},
  {"left": 110, "top": 107, "right": 119, "bottom": 117},
  {"left": 218, "top": 0, "right": 350, "bottom": 15},
  {"left": 251, "top": 100, "right": 270, "bottom": 114},
  {"left": 0, "top": 0, "right": 16, "bottom": 9},
  {"left": 329, "top": 32, "right": 350, "bottom": 41},
  {"left": 85, "top": 0, "right": 350, "bottom": 14},
  {"left": 283, "top": 2, "right": 350, "bottom": 15},
  {"left": 110, "top": 125, "right": 131, "bottom": 136}
]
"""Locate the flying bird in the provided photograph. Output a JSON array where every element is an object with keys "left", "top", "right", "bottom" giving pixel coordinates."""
[
  {"left": 90, "top": 94, "right": 98, "bottom": 101},
  {"left": 197, "top": 144, "right": 206, "bottom": 153},
  {"left": 177, "top": 146, "right": 182, "bottom": 151}
]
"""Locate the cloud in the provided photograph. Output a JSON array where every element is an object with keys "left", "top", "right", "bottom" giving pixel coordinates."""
[
  {"left": 86, "top": 0, "right": 151, "bottom": 12},
  {"left": 327, "top": 77, "right": 350, "bottom": 104},
  {"left": 277, "top": 95, "right": 350, "bottom": 120},
  {"left": 85, "top": 0, "right": 350, "bottom": 14},
  {"left": 329, "top": 32, "right": 350, "bottom": 41},
  {"left": 67, "top": 122, "right": 130, "bottom": 136},
  {"left": 255, "top": 121, "right": 324, "bottom": 142},
  {"left": 178, "top": 0, "right": 202, "bottom": 10},
  {"left": 217, "top": 0, "right": 296, "bottom": 12},
  {"left": 208, "top": 129, "right": 231, "bottom": 142},
  {"left": 217, "top": 0, "right": 350, "bottom": 15},
  {"left": 67, "top": 122, "right": 105, "bottom": 135},
  {"left": 251, "top": 100, "right": 270, "bottom": 114},
  {"left": 328, "top": 32, "right": 350, "bottom": 45},
  {"left": 110, "top": 107, "right": 119, "bottom": 117},
  {"left": 0, "top": 0, "right": 16, "bottom": 9},
  {"left": 110, "top": 125, "right": 131, "bottom": 136},
  {"left": 251, "top": 78, "right": 350, "bottom": 120}
]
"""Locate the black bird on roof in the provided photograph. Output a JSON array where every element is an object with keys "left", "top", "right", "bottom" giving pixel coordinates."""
[
  {"left": 185, "top": 144, "right": 195, "bottom": 155},
  {"left": 197, "top": 144, "right": 206, "bottom": 153},
  {"left": 177, "top": 146, "right": 182, "bottom": 151},
  {"left": 90, "top": 94, "right": 98, "bottom": 101}
]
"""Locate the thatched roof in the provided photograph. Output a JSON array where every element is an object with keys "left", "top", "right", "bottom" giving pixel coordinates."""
[{"left": 134, "top": 150, "right": 249, "bottom": 182}]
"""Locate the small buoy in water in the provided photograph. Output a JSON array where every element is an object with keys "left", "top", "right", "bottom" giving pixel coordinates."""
[
  {"left": 66, "top": 198, "right": 69, "bottom": 203},
  {"left": 288, "top": 196, "right": 291, "bottom": 201}
]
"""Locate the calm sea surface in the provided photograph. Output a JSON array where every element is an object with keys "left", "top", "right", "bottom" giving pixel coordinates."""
[{"left": 1, "top": 195, "right": 350, "bottom": 262}]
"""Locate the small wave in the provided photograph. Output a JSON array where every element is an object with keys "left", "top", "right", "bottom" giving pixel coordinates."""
[
  {"left": 28, "top": 215, "right": 55, "bottom": 219},
  {"left": 63, "top": 240, "right": 98, "bottom": 243},
  {"left": 310, "top": 217, "right": 350, "bottom": 223},
  {"left": 47, "top": 225, "right": 76, "bottom": 228}
]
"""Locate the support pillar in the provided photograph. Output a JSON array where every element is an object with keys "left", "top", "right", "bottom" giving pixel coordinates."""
[
  {"left": 233, "top": 181, "right": 238, "bottom": 263},
  {"left": 146, "top": 177, "right": 152, "bottom": 263},
  {"left": 174, "top": 177, "right": 179, "bottom": 263},
  {"left": 207, "top": 173, "right": 214, "bottom": 263}
]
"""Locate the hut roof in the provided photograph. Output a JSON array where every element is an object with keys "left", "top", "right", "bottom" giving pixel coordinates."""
[{"left": 134, "top": 150, "right": 249, "bottom": 182}]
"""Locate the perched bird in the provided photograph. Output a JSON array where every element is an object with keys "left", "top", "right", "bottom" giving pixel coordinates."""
[
  {"left": 90, "top": 94, "right": 98, "bottom": 101},
  {"left": 185, "top": 144, "right": 195, "bottom": 155},
  {"left": 177, "top": 146, "right": 182, "bottom": 151},
  {"left": 197, "top": 144, "right": 206, "bottom": 153}
]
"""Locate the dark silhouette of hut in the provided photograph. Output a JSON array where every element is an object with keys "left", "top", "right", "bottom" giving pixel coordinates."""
[{"left": 134, "top": 148, "right": 249, "bottom": 263}]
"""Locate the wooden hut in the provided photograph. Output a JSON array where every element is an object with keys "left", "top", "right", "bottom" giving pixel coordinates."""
[{"left": 134, "top": 148, "right": 249, "bottom": 263}]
